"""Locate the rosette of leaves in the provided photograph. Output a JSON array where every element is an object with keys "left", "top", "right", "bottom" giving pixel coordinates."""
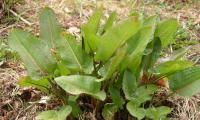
[{"left": 8, "top": 7, "right": 200, "bottom": 120}]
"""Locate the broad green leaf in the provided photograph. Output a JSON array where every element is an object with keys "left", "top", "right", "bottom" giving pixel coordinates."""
[
  {"left": 103, "top": 47, "right": 126, "bottom": 80},
  {"left": 60, "top": 34, "right": 93, "bottom": 73},
  {"left": 150, "top": 60, "right": 193, "bottom": 77},
  {"left": 122, "top": 70, "right": 137, "bottom": 100},
  {"left": 81, "top": 26, "right": 100, "bottom": 52},
  {"left": 39, "top": 7, "right": 62, "bottom": 49},
  {"left": 109, "top": 85, "right": 125, "bottom": 109},
  {"left": 169, "top": 66, "right": 200, "bottom": 97},
  {"left": 68, "top": 96, "right": 82, "bottom": 118},
  {"left": 142, "top": 38, "right": 162, "bottom": 72},
  {"left": 102, "top": 103, "right": 118, "bottom": 120},
  {"left": 8, "top": 29, "right": 56, "bottom": 79},
  {"left": 55, "top": 75, "right": 106, "bottom": 100},
  {"left": 123, "top": 17, "right": 156, "bottom": 73},
  {"left": 127, "top": 26, "right": 155, "bottom": 73},
  {"left": 18, "top": 76, "right": 49, "bottom": 93},
  {"left": 155, "top": 19, "right": 178, "bottom": 47},
  {"left": 95, "top": 17, "right": 141, "bottom": 61},
  {"left": 40, "top": 8, "right": 93, "bottom": 73},
  {"left": 102, "top": 11, "right": 117, "bottom": 33},
  {"left": 127, "top": 100, "right": 146, "bottom": 120},
  {"left": 146, "top": 106, "right": 172, "bottom": 120},
  {"left": 36, "top": 105, "right": 72, "bottom": 120},
  {"left": 81, "top": 8, "right": 103, "bottom": 53}
]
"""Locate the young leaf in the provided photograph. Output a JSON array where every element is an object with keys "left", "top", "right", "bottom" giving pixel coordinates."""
[
  {"left": 18, "top": 76, "right": 49, "bottom": 93},
  {"left": 55, "top": 75, "right": 106, "bottom": 100},
  {"left": 120, "top": 24, "right": 157, "bottom": 74},
  {"left": 169, "top": 66, "right": 200, "bottom": 97},
  {"left": 109, "top": 85, "right": 125, "bottom": 109},
  {"left": 102, "top": 11, "right": 117, "bottom": 33},
  {"left": 155, "top": 19, "right": 178, "bottom": 47},
  {"left": 126, "top": 100, "right": 146, "bottom": 120},
  {"left": 95, "top": 17, "right": 141, "bottom": 61},
  {"left": 8, "top": 29, "right": 56, "bottom": 79},
  {"left": 127, "top": 25, "right": 155, "bottom": 73},
  {"left": 81, "top": 8, "right": 103, "bottom": 53},
  {"left": 103, "top": 47, "right": 126, "bottom": 80},
  {"left": 36, "top": 105, "right": 72, "bottom": 120},
  {"left": 150, "top": 60, "right": 193, "bottom": 77},
  {"left": 102, "top": 103, "right": 118, "bottom": 120},
  {"left": 122, "top": 70, "right": 137, "bottom": 100},
  {"left": 146, "top": 106, "right": 172, "bottom": 120},
  {"left": 141, "top": 38, "right": 162, "bottom": 72}
]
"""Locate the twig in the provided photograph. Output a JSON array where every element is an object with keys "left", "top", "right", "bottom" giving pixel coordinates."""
[
  {"left": 0, "top": 24, "right": 15, "bottom": 34},
  {"left": 8, "top": 9, "right": 32, "bottom": 26}
]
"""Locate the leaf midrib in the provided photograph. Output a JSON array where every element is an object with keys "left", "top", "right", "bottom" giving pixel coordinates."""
[
  {"left": 47, "top": 14, "right": 56, "bottom": 49},
  {"left": 14, "top": 33, "right": 47, "bottom": 74},
  {"left": 65, "top": 40, "right": 82, "bottom": 70}
]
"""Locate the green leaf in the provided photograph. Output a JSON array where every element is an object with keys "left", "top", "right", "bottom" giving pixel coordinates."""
[
  {"left": 55, "top": 75, "right": 106, "bottom": 100},
  {"left": 102, "top": 103, "right": 118, "bottom": 120},
  {"left": 56, "top": 62, "right": 71, "bottom": 75},
  {"left": 18, "top": 76, "right": 49, "bottom": 93},
  {"left": 81, "top": 8, "right": 103, "bottom": 53},
  {"left": 36, "top": 105, "right": 72, "bottom": 120},
  {"left": 122, "top": 70, "right": 137, "bottom": 100},
  {"left": 8, "top": 29, "right": 56, "bottom": 79},
  {"left": 126, "top": 25, "right": 155, "bottom": 73},
  {"left": 60, "top": 34, "right": 93, "bottom": 73},
  {"left": 95, "top": 17, "right": 141, "bottom": 61},
  {"left": 133, "top": 85, "right": 157, "bottom": 103},
  {"left": 142, "top": 38, "right": 162, "bottom": 72},
  {"left": 39, "top": 7, "right": 62, "bottom": 49},
  {"left": 169, "top": 66, "right": 200, "bottom": 97},
  {"left": 102, "top": 11, "right": 117, "bottom": 33},
  {"left": 126, "top": 100, "right": 146, "bottom": 120},
  {"left": 150, "top": 60, "right": 193, "bottom": 77},
  {"left": 109, "top": 85, "right": 125, "bottom": 109},
  {"left": 155, "top": 19, "right": 178, "bottom": 47},
  {"left": 40, "top": 7, "right": 93, "bottom": 73},
  {"left": 103, "top": 47, "right": 126, "bottom": 80},
  {"left": 68, "top": 96, "right": 82, "bottom": 118},
  {"left": 120, "top": 19, "right": 157, "bottom": 72},
  {"left": 146, "top": 106, "right": 172, "bottom": 120}
]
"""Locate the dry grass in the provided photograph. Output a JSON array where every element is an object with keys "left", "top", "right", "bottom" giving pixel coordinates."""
[{"left": 169, "top": 95, "right": 200, "bottom": 120}]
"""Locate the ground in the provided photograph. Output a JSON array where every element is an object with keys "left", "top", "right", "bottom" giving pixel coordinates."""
[{"left": 0, "top": 0, "right": 200, "bottom": 120}]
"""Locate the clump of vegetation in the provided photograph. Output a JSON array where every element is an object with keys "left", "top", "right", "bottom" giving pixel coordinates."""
[{"left": 8, "top": 7, "right": 200, "bottom": 120}]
